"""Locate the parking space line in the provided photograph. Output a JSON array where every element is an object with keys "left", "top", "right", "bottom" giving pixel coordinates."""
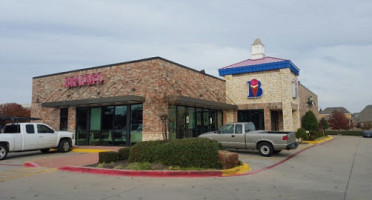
[{"left": 0, "top": 167, "right": 57, "bottom": 182}]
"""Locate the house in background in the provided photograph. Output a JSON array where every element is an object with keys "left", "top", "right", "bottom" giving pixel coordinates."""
[
  {"left": 319, "top": 107, "right": 352, "bottom": 126},
  {"left": 357, "top": 105, "right": 372, "bottom": 129}
]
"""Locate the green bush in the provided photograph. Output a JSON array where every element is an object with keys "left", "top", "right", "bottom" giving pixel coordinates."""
[
  {"left": 302, "top": 111, "right": 318, "bottom": 131},
  {"left": 325, "top": 130, "right": 363, "bottom": 136},
  {"left": 118, "top": 147, "right": 131, "bottom": 160},
  {"left": 99, "top": 151, "right": 120, "bottom": 163},
  {"left": 127, "top": 162, "right": 152, "bottom": 170},
  {"left": 308, "top": 131, "right": 323, "bottom": 141},
  {"left": 128, "top": 138, "right": 223, "bottom": 169},
  {"left": 128, "top": 140, "right": 165, "bottom": 163},
  {"left": 296, "top": 128, "right": 308, "bottom": 140},
  {"left": 158, "top": 138, "right": 223, "bottom": 169}
]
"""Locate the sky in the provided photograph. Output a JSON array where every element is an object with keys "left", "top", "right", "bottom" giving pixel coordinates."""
[{"left": 0, "top": 0, "right": 371, "bottom": 113}]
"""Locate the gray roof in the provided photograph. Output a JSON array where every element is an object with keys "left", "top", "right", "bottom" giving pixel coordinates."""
[
  {"left": 320, "top": 107, "right": 350, "bottom": 115},
  {"left": 358, "top": 105, "right": 372, "bottom": 122}
]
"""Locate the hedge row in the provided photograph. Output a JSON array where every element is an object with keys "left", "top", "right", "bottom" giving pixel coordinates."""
[
  {"left": 325, "top": 130, "right": 364, "bottom": 136},
  {"left": 99, "top": 147, "right": 131, "bottom": 163},
  {"left": 99, "top": 138, "right": 224, "bottom": 169},
  {"left": 128, "top": 138, "right": 223, "bottom": 169}
]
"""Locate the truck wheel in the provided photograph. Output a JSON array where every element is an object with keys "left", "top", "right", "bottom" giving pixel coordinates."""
[
  {"left": 258, "top": 142, "right": 274, "bottom": 157},
  {"left": 0, "top": 144, "right": 9, "bottom": 160},
  {"left": 58, "top": 139, "right": 71, "bottom": 153}
]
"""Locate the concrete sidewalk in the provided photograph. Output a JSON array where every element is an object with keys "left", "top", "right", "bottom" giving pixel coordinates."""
[{"left": 26, "top": 146, "right": 123, "bottom": 168}]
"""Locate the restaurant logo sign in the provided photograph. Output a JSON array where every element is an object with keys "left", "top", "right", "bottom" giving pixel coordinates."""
[
  {"left": 64, "top": 73, "right": 104, "bottom": 88},
  {"left": 247, "top": 79, "right": 263, "bottom": 98}
]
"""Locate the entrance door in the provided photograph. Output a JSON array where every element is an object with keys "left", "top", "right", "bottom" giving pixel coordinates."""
[
  {"left": 271, "top": 111, "right": 280, "bottom": 131},
  {"left": 176, "top": 106, "right": 186, "bottom": 139},
  {"left": 89, "top": 107, "right": 102, "bottom": 145},
  {"left": 76, "top": 108, "right": 89, "bottom": 145},
  {"left": 186, "top": 108, "right": 195, "bottom": 137}
]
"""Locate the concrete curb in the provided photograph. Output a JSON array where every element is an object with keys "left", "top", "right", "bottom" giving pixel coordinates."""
[
  {"left": 24, "top": 136, "right": 334, "bottom": 178},
  {"left": 57, "top": 162, "right": 251, "bottom": 178},
  {"left": 302, "top": 135, "right": 334, "bottom": 144}
]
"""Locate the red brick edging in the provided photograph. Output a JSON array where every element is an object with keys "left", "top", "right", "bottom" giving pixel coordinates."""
[{"left": 58, "top": 166, "right": 223, "bottom": 177}]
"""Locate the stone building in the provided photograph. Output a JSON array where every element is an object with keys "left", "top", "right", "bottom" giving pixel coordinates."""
[
  {"left": 32, "top": 57, "right": 235, "bottom": 146},
  {"left": 219, "top": 39, "right": 318, "bottom": 131},
  {"left": 31, "top": 39, "right": 319, "bottom": 146}
]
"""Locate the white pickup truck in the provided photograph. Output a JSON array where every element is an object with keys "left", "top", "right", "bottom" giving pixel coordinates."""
[{"left": 0, "top": 123, "right": 75, "bottom": 160}]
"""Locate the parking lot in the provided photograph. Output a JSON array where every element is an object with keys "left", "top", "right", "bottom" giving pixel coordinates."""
[{"left": 1, "top": 136, "right": 372, "bottom": 200}]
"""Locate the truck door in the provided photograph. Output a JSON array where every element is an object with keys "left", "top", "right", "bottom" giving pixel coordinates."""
[
  {"left": 233, "top": 124, "right": 246, "bottom": 148},
  {"left": 213, "top": 124, "right": 236, "bottom": 148},
  {"left": 23, "top": 124, "right": 38, "bottom": 150},
  {"left": 36, "top": 124, "right": 58, "bottom": 148}
]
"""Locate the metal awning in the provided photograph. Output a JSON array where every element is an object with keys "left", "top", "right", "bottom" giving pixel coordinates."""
[
  {"left": 168, "top": 96, "right": 237, "bottom": 110},
  {"left": 41, "top": 95, "right": 145, "bottom": 108}
]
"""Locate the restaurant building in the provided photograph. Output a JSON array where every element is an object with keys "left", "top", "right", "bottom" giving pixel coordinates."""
[
  {"left": 31, "top": 39, "right": 318, "bottom": 146},
  {"left": 31, "top": 57, "right": 236, "bottom": 146},
  {"left": 219, "top": 39, "right": 318, "bottom": 131}
]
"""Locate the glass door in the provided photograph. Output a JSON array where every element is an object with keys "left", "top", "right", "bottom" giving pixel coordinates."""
[
  {"left": 89, "top": 107, "right": 102, "bottom": 145},
  {"left": 186, "top": 108, "right": 195, "bottom": 138},
  {"left": 113, "top": 105, "right": 127, "bottom": 146},
  {"left": 76, "top": 108, "right": 89, "bottom": 145},
  {"left": 176, "top": 106, "right": 186, "bottom": 139}
]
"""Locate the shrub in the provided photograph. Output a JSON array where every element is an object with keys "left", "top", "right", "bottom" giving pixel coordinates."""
[
  {"left": 128, "top": 140, "right": 165, "bottom": 163},
  {"left": 118, "top": 147, "right": 131, "bottom": 160},
  {"left": 127, "top": 162, "right": 152, "bottom": 170},
  {"left": 302, "top": 111, "right": 318, "bottom": 132},
  {"left": 98, "top": 151, "right": 120, "bottom": 163},
  {"left": 308, "top": 131, "right": 323, "bottom": 141},
  {"left": 158, "top": 138, "right": 223, "bottom": 169},
  {"left": 296, "top": 128, "right": 308, "bottom": 140}
]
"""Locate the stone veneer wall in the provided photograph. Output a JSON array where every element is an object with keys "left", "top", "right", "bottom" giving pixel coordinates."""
[
  {"left": 31, "top": 58, "right": 226, "bottom": 141},
  {"left": 224, "top": 68, "right": 300, "bottom": 131},
  {"left": 298, "top": 83, "right": 319, "bottom": 120}
]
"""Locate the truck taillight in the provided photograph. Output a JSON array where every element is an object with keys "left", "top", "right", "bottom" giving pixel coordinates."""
[{"left": 282, "top": 135, "right": 288, "bottom": 140}]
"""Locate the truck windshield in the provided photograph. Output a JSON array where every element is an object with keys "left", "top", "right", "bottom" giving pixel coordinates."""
[{"left": 4, "top": 125, "right": 21, "bottom": 133}]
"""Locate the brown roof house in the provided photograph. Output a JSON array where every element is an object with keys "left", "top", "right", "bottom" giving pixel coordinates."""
[{"left": 358, "top": 105, "right": 372, "bottom": 129}]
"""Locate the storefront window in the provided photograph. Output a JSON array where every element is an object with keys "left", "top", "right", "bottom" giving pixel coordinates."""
[
  {"left": 238, "top": 110, "right": 264, "bottom": 130},
  {"left": 60, "top": 108, "right": 68, "bottom": 131},
  {"left": 76, "top": 108, "right": 89, "bottom": 145},
  {"left": 168, "top": 106, "right": 222, "bottom": 139},
  {"left": 90, "top": 107, "right": 102, "bottom": 145},
  {"left": 168, "top": 106, "right": 177, "bottom": 140},
  {"left": 176, "top": 106, "right": 186, "bottom": 139},
  {"left": 75, "top": 104, "right": 142, "bottom": 146},
  {"left": 113, "top": 105, "right": 127, "bottom": 145},
  {"left": 130, "top": 104, "right": 143, "bottom": 144}
]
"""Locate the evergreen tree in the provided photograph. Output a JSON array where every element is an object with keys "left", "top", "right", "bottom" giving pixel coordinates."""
[{"left": 301, "top": 111, "right": 318, "bottom": 131}]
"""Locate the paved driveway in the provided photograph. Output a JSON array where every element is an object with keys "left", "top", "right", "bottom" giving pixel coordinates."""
[{"left": 0, "top": 136, "right": 371, "bottom": 200}]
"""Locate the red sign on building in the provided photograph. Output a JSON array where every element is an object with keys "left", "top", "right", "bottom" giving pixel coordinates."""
[{"left": 64, "top": 73, "right": 104, "bottom": 88}]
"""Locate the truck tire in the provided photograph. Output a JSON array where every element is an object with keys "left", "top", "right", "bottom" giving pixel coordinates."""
[
  {"left": 0, "top": 144, "right": 9, "bottom": 160},
  {"left": 258, "top": 142, "right": 274, "bottom": 157},
  {"left": 58, "top": 139, "right": 71, "bottom": 153}
]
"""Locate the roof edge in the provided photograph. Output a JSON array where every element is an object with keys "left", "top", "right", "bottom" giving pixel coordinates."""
[{"left": 33, "top": 56, "right": 224, "bottom": 81}]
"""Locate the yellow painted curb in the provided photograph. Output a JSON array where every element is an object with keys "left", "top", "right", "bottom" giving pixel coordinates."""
[
  {"left": 71, "top": 149, "right": 111, "bottom": 153},
  {"left": 303, "top": 135, "right": 334, "bottom": 144},
  {"left": 221, "top": 163, "right": 251, "bottom": 177}
]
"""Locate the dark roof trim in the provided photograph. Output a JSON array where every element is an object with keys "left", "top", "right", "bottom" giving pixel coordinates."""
[
  {"left": 33, "top": 57, "right": 223, "bottom": 81},
  {"left": 41, "top": 95, "right": 145, "bottom": 108},
  {"left": 168, "top": 96, "right": 237, "bottom": 110},
  {"left": 0, "top": 116, "right": 41, "bottom": 122},
  {"left": 218, "top": 60, "right": 299, "bottom": 76}
]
